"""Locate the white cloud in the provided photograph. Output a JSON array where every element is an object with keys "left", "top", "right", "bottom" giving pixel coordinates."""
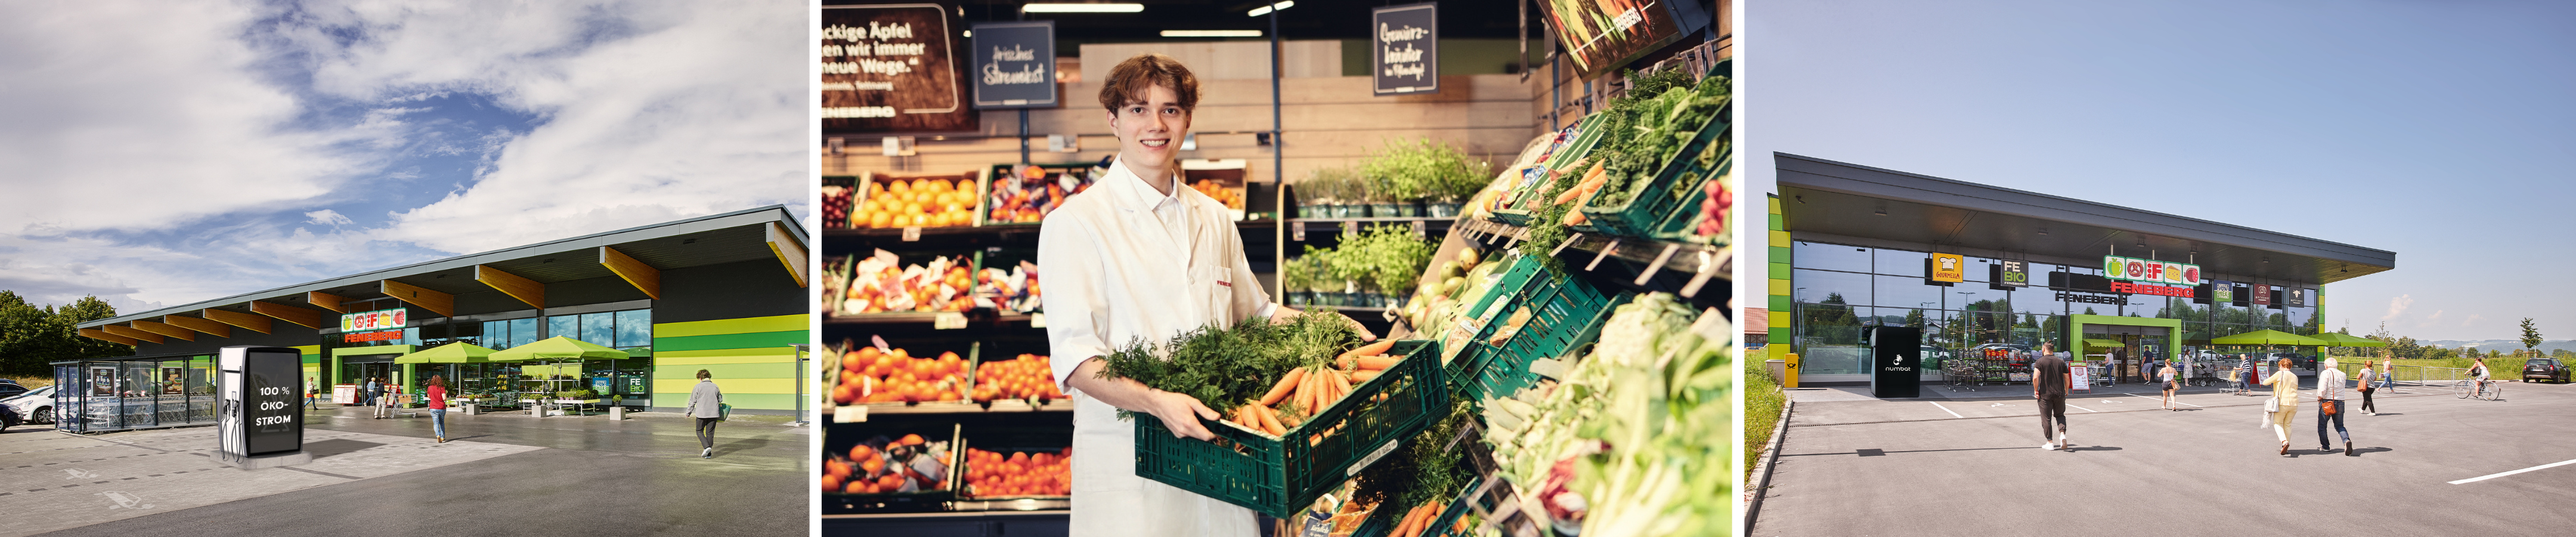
[
  {"left": 2382, "top": 294, "right": 2413, "bottom": 320},
  {"left": 2463, "top": 314, "right": 2484, "bottom": 328},
  {"left": 305, "top": 209, "right": 354, "bottom": 226},
  {"left": 0, "top": 1, "right": 804, "bottom": 313},
  {"left": 0, "top": 2, "right": 390, "bottom": 233},
  {"left": 286, "top": 1, "right": 809, "bottom": 254}
]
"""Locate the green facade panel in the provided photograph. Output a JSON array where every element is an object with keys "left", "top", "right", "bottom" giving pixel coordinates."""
[
  {"left": 652, "top": 330, "right": 810, "bottom": 353},
  {"left": 652, "top": 392, "right": 801, "bottom": 412}
]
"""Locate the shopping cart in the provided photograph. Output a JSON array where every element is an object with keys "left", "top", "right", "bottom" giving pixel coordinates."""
[{"left": 1944, "top": 360, "right": 1981, "bottom": 391}]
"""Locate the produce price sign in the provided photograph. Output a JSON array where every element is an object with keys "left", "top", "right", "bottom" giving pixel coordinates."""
[
  {"left": 822, "top": 4, "right": 973, "bottom": 132},
  {"left": 1371, "top": 3, "right": 1438, "bottom": 95},
  {"left": 970, "top": 21, "right": 1054, "bottom": 108}
]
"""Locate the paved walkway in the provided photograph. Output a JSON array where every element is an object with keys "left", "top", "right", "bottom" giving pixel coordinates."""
[
  {"left": 1753, "top": 380, "right": 2576, "bottom": 536},
  {"left": 1, "top": 405, "right": 807, "bottom": 537}
]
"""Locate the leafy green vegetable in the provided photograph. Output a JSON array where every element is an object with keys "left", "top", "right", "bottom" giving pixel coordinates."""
[
  {"left": 1352, "top": 395, "right": 1475, "bottom": 508},
  {"left": 1360, "top": 137, "right": 1491, "bottom": 203},
  {"left": 1094, "top": 310, "right": 1362, "bottom": 413}
]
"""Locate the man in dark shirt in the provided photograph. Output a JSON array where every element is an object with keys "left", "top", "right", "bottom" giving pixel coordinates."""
[{"left": 2033, "top": 341, "right": 2073, "bottom": 450}]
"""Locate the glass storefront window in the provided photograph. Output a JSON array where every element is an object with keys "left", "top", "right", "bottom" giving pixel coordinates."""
[
  {"left": 615, "top": 310, "right": 652, "bottom": 348},
  {"left": 1794, "top": 241, "right": 1872, "bottom": 273},
  {"left": 581, "top": 312, "right": 615, "bottom": 346}
]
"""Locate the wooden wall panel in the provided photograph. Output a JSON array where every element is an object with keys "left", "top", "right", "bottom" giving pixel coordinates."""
[
  {"left": 306, "top": 291, "right": 352, "bottom": 313},
  {"left": 475, "top": 266, "right": 547, "bottom": 309},
  {"left": 823, "top": 73, "right": 1549, "bottom": 190},
  {"left": 379, "top": 280, "right": 456, "bottom": 318},
  {"left": 129, "top": 320, "right": 196, "bottom": 341},
  {"left": 600, "top": 246, "right": 663, "bottom": 300}
]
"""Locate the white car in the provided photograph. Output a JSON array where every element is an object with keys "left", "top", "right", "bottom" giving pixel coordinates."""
[{"left": 1, "top": 385, "right": 57, "bottom": 424}]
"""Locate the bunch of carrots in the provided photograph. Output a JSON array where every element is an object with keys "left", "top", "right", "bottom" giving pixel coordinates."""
[
  {"left": 1556, "top": 161, "right": 1611, "bottom": 226},
  {"left": 1386, "top": 498, "right": 1459, "bottom": 537},
  {"left": 1222, "top": 340, "right": 1402, "bottom": 437}
]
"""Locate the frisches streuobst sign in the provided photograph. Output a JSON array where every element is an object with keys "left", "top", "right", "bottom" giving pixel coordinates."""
[
  {"left": 970, "top": 21, "right": 1054, "bottom": 109},
  {"left": 1372, "top": 3, "right": 1438, "bottom": 95},
  {"left": 822, "top": 4, "right": 974, "bottom": 133}
]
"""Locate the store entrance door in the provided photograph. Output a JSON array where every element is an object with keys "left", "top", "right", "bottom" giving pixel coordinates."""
[{"left": 2069, "top": 314, "right": 2178, "bottom": 385}]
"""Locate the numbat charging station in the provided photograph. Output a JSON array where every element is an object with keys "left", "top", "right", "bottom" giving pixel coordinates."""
[{"left": 218, "top": 345, "right": 310, "bottom": 469}]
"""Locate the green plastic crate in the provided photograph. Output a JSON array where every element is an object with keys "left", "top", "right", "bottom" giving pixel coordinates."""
[
  {"left": 1646, "top": 151, "right": 1733, "bottom": 243},
  {"left": 1579, "top": 110, "right": 1728, "bottom": 238},
  {"left": 1350, "top": 477, "right": 1483, "bottom": 537},
  {"left": 1488, "top": 114, "right": 1609, "bottom": 226},
  {"left": 1132, "top": 340, "right": 1448, "bottom": 520},
  {"left": 1445, "top": 258, "right": 1619, "bottom": 402}
]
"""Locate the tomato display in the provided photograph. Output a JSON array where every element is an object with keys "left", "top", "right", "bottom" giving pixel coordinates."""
[
  {"left": 838, "top": 251, "right": 974, "bottom": 314},
  {"left": 970, "top": 353, "right": 1067, "bottom": 402},
  {"left": 832, "top": 345, "right": 971, "bottom": 405},
  {"left": 962, "top": 447, "right": 1072, "bottom": 498},
  {"left": 826, "top": 433, "right": 950, "bottom": 495}
]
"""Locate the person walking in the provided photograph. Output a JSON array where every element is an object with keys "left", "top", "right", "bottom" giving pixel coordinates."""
[
  {"left": 2033, "top": 344, "right": 2073, "bottom": 450},
  {"left": 306, "top": 376, "right": 318, "bottom": 411},
  {"left": 426, "top": 375, "right": 450, "bottom": 443},
  {"left": 2356, "top": 360, "right": 2381, "bottom": 415},
  {"left": 377, "top": 379, "right": 397, "bottom": 419},
  {"left": 2261, "top": 357, "right": 2302, "bottom": 456},
  {"left": 364, "top": 376, "right": 382, "bottom": 415},
  {"left": 2316, "top": 357, "right": 2354, "bottom": 455},
  {"left": 2158, "top": 360, "right": 2180, "bottom": 410},
  {"left": 685, "top": 369, "right": 723, "bottom": 459}
]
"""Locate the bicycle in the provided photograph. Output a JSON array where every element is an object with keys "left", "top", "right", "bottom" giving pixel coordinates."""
[{"left": 2457, "top": 378, "right": 2504, "bottom": 401}]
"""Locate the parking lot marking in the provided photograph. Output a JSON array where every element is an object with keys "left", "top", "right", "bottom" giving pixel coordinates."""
[
  {"left": 1928, "top": 402, "right": 1964, "bottom": 419},
  {"left": 2448, "top": 458, "right": 2576, "bottom": 484},
  {"left": 2066, "top": 403, "right": 2097, "bottom": 413},
  {"left": 2126, "top": 393, "right": 2202, "bottom": 407}
]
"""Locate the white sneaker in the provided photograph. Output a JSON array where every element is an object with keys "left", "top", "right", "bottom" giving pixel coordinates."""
[{"left": 2041, "top": 442, "right": 2058, "bottom": 450}]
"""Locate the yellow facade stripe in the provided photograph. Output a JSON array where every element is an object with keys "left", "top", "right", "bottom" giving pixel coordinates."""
[
  {"left": 654, "top": 354, "right": 807, "bottom": 366},
  {"left": 1769, "top": 195, "right": 1782, "bottom": 214},
  {"left": 1769, "top": 230, "right": 1790, "bottom": 248},
  {"left": 291, "top": 345, "right": 321, "bottom": 355},
  {"left": 1770, "top": 279, "right": 1790, "bottom": 296},
  {"left": 651, "top": 347, "right": 801, "bottom": 359},
  {"left": 653, "top": 314, "right": 809, "bottom": 338},
  {"left": 654, "top": 378, "right": 798, "bottom": 394}
]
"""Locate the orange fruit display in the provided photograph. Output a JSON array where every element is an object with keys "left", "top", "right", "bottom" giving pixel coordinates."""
[
  {"left": 964, "top": 447, "right": 1073, "bottom": 498},
  {"left": 970, "top": 353, "right": 1070, "bottom": 402}
]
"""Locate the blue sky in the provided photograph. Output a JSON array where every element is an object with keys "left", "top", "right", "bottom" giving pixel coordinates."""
[
  {"left": 1743, "top": 0, "right": 2576, "bottom": 341},
  {"left": 0, "top": 1, "right": 806, "bottom": 313}
]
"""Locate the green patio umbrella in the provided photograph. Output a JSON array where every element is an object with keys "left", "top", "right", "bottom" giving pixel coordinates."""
[
  {"left": 394, "top": 342, "right": 498, "bottom": 364},
  {"left": 491, "top": 337, "right": 630, "bottom": 405},
  {"left": 2209, "top": 329, "right": 2328, "bottom": 347},
  {"left": 2309, "top": 332, "right": 2385, "bottom": 347},
  {"left": 490, "top": 337, "right": 631, "bottom": 362}
]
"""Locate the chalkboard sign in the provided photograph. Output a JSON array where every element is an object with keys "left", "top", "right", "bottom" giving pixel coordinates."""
[
  {"left": 970, "top": 21, "right": 1055, "bottom": 108},
  {"left": 1371, "top": 3, "right": 1438, "bottom": 95}
]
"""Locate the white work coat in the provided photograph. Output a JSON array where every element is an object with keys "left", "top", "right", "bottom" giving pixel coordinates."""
[{"left": 1040, "top": 157, "right": 1276, "bottom": 537}]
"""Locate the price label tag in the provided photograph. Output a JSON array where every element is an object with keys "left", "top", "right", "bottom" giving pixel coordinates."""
[
  {"left": 1348, "top": 438, "right": 1402, "bottom": 477},
  {"left": 1411, "top": 220, "right": 1427, "bottom": 238},
  {"left": 933, "top": 311, "right": 969, "bottom": 329},
  {"left": 1292, "top": 221, "right": 1306, "bottom": 242},
  {"left": 1342, "top": 221, "right": 1357, "bottom": 235},
  {"left": 902, "top": 227, "right": 922, "bottom": 242},
  {"left": 871, "top": 335, "right": 891, "bottom": 352},
  {"left": 1029, "top": 313, "right": 1047, "bottom": 328},
  {"left": 834, "top": 404, "right": 868, "bottom": 423}
]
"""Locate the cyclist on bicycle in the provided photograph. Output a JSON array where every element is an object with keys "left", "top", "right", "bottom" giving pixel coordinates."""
[{"left": 2468, "top": 357, "right": 2491, "bottom": 396}]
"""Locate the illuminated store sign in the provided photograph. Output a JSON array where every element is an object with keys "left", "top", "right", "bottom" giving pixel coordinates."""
[{"left": 2103, "top": 255, "right": 2201, "bottom": 286}]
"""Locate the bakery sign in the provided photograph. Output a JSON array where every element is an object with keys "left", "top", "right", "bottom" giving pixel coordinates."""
[
  {"left": 2103, "top": 255, "right": 2202, "bottom": 286},
  {"left": 340, "top": 308, "right": 408, "bottom": 332},
  {"left": 821, "top": 4, "right": 974, "bottom": 132}
]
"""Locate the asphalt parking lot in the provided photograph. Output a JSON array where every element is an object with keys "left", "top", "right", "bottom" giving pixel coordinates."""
[
  {"left": 1, "top": 405, "right": 809, "bottom": 537},
  {"left": 1753, "top": 379, "right": 2576, "bottom": 536}
]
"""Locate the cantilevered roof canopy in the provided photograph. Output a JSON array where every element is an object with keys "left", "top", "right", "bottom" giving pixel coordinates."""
[
  {"left": 1776, "top": 153, "right": 2394, "bottom": 286},
  {"left": 80, "top": 205, "right": 807, "bottom": 334}
]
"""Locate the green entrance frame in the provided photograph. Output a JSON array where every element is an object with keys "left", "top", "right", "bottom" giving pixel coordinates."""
[
  {"left": 2067, "top": 315, "right": 2179, "bottom": 376},
  {"left": 332, "top": 345, "right": 417, "bottom": 405}
]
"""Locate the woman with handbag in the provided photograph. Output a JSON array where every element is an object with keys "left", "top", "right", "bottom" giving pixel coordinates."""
[
  {"left": 2157, "top": 360, "right": 2179, "bottom": 411},
  {"left": 2259, "top": 357, "right": 2302, "bottom": 456},
  {"left": 2315, "top": 357, "right": 2352, "bottom": 455},
  {"left": 685, "top": 369, "right": 724, "bottom": 459}
]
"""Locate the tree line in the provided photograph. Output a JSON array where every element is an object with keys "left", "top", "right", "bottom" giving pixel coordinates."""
[{"left": 0, "top": 291, "right": 131, "bottom": 376}]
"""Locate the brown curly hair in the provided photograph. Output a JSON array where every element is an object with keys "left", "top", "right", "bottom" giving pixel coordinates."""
[{"left": 1098, "top": 53, "right": 1200, "bottom": 112}]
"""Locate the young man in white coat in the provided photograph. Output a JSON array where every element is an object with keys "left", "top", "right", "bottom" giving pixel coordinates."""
[{"left": 1040, "top": 53, "right": 1374, "bottom": 537}]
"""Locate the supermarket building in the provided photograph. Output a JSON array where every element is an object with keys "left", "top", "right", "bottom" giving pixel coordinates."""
[
  {"left": 67, "top": 205, "right": 812, "bottom": 428},
  {"left": 1757, "top": 154, "right": 2397, "bottom": 387}
]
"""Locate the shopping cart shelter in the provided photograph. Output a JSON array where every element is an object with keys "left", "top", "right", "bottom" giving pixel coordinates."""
[
  {"left": 63, "top": 206, "right": 812, "bottom": 432},
  {"left": 1762, "top": 154, "right": 2396, "bottom": 388}
]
